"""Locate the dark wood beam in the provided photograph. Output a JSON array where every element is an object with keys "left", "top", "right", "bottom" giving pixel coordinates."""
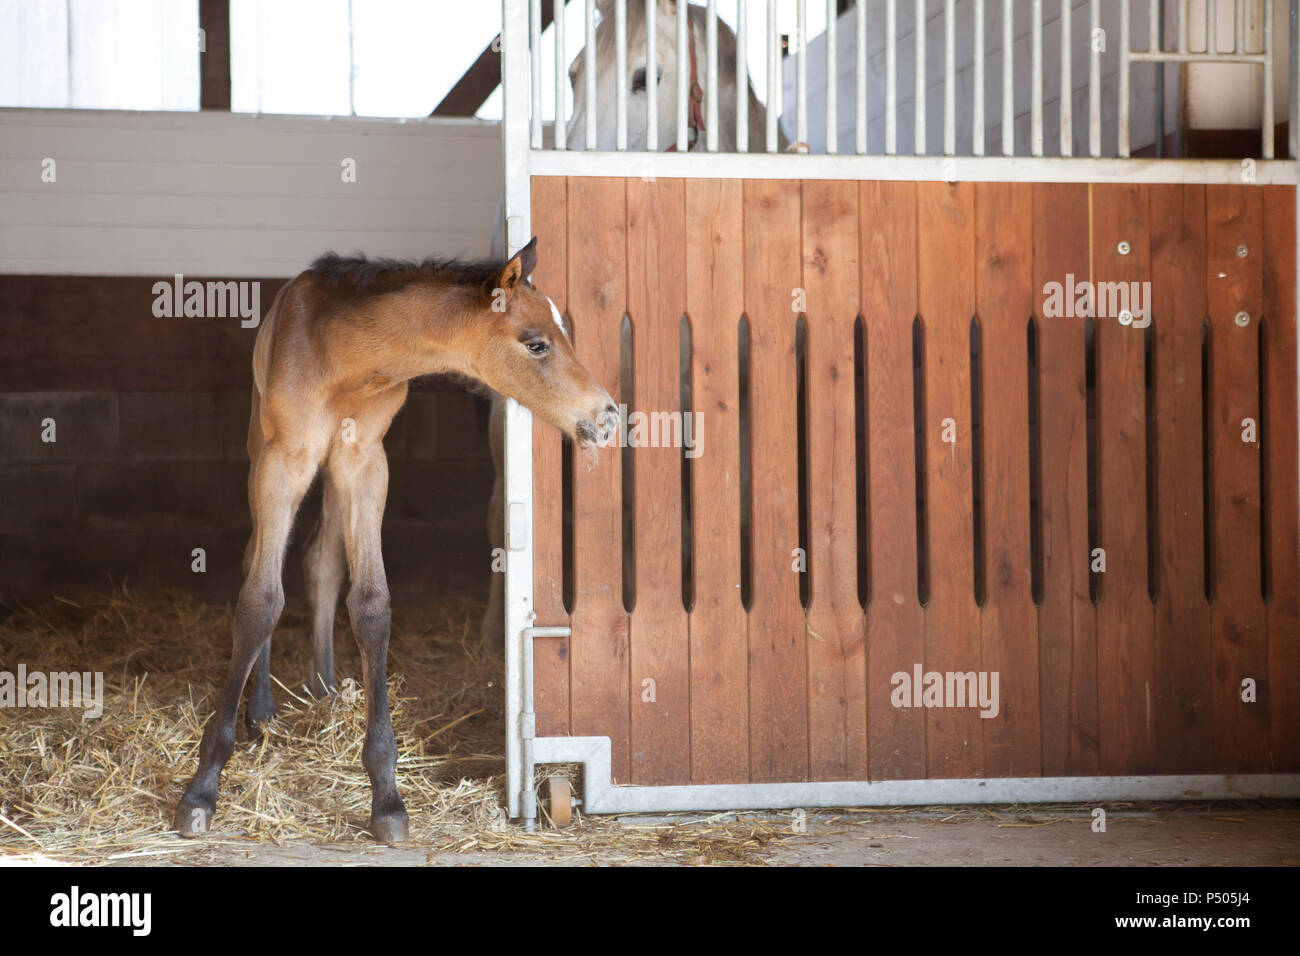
[
  {"left": 432, "top": 2, "right": 559, "bottom": 116},
  {"left": 199, "top": 0, "right": 231, "bottom": 110}
]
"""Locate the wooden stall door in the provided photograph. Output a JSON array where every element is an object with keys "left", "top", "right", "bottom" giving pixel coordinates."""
[{"left": 529, "top": 177, "right": 1299, "bottom": 788}]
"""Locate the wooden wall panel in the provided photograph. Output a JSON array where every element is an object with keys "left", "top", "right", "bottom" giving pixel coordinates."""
[
  {"left": 626, "top": 177, "right": 691, "bottom": 784},
  {"left": 1206, "top": 186, "right": 1269, "bottom": 772},
  {"left": 1032, "top": 184, "right": 1098, "bottom": 776},
  {"left": 685, "top": 179, "right": 750, "bottom": 784},
  {"left": 1092, "top": 183, "right": 1157, "bottom": 775},
  {"left": 566, "top": 177, "right": 631, "bottom": 782},
  {"left": 530, "top": 176, "right": 571, "bottom": 737},
  {"left": 801, "top": 180, "right": 867, "bottom": 780},
  {"left": 1262, "top": 187, "right": 1300, "bottom": 773},
  {"left": 917, "top": 181, "right": 983, "bottom": 778},
  {"left": 975, "top": 181, "right": 1040, "bottom": 777},
  {"left": 1149, "top": 184, "right": 1213, "bottom": 771},
  {"left": 860, "top": 180, "right": 926, "bottom": 781},
  {"left": 742, "top": 179, "right": 809, "bottom": 782}
]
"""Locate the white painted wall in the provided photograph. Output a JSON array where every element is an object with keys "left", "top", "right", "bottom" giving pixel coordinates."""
[
  {"left": 783, "top": 0, "right": 1184, "bottom": 157},
  {"left": 0, "top": 109, "right": 503, "bottom": 277}
]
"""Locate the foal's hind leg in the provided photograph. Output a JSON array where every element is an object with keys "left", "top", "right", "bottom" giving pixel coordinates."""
[
  {"left": 303, "top": 474, "right": 346, "bottom": 697},
  {"left": 329, "top": 440, "right": 407, "bottom": 843},
  {"left": 175, "top": 440, "right": 320, "bottom": 837}
]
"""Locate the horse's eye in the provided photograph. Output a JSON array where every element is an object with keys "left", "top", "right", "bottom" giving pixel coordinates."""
[
  {"left": 526, "top": 340, "right": 549, "bottom": 356},
  {"left": 632, "top": 67, "right": 660, "bottom": 93}
]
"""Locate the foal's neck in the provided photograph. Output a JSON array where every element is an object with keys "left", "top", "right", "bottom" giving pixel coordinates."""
[{"left": 338, "top": 282, "right": 485, "bottom": 386}]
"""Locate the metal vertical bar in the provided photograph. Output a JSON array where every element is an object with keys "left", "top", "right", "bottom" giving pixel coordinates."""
[
  {"left": 974, "top": 0, "right": 985, "bottom": 155},
  {"left": 1156, "top": 0, "right": 1165, "bottom": 156},
  {"left": 677, "top": 0, "right": 688, "bottom": 150},
  {"left": 646, "top": 0, "right": 657, "bottom": 150},
  {"left": 500, "top": 0, "right": 534, "bottom": 824},
  {"left": 1236, "top": 0, "right": 1244, "bottom": 52},
  {"left": 737, "top": 0, "right": 747, "bottom": 152},
  {"left": 554, "top": 0, "right": 566, "bottom": 150},
  {"left": 531, "top": 0, "right": 542, "bottom": 148},
  {"left": 1149, "top": 0, "right": 1159, "bottom": 51},
  {"left": 944, "top": 0, "right": 955, "bottom": 155},
  {"left": 1179, "top": 0, "right": 1188, "bottom": 53},
  {"left": 766, "top": 0, "right": 780, "bottom": 153},
  {"left": 615, "top": 0, "right": 627, "bottom": 149},
  {"left": 1120, "top": 0, "right": 1131, "bottom": 156},
  {"left": 1208, "top": 0, "right": 1218, "bottom": 53},
  {"left": 1090, "top": 0, "right": 1101, "bottom": 155},
  {"left": 585, "top": 0, "right": 596, "bottom": 148},
  {"left": 1060, "top": 0, "right": 1072, "bottom": 155},
  {"left": 1290, "top": 0, "right": 1297, "bottom": 159},
  {"left": 887, "top": 0, "right": 898, "bottom": 153},
  {"left": 706, "top": 0, "right": 718, "bottom": 150},
  {"left": 915, "top": 0, "right": 926, "bottom": 154},
  {"left": 856, "top": 0, "right": 867, "bottom": 153},
  {"left": 798, "top": 0, "right": 809, "bottom": 147},
  {"left": 1264, "top": 0, "right": 1275, "bottom": 158},
  {"left": 1031, "top": 0, "right": 1043, "bottom": 156},
  {"left": 827, "top": 0, "right": 838, "bottom": 153},
  {"left": 1003, "top": 0, "right": 1014, "bottom": 155}
]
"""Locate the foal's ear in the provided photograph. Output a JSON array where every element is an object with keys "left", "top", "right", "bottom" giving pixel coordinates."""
[{"left": 495, "top": 237, "right": 539, "bottom": 303}]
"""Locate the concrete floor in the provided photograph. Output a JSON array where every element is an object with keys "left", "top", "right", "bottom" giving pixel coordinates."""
[{"left": 112, "top": 802, "right": 1300, "bottom": 867}]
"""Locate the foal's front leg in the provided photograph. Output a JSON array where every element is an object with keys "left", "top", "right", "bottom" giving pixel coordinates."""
[
  {"left": 330, "top": 441, "right": 407, "bottom": 843},
  {"left": 175, "top": 441, "right": 318, "bottom": 836}
]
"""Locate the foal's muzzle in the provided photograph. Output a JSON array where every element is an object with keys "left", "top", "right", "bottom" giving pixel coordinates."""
[{"left": 576, "top": 403, "right": 619, "bottom": 448}]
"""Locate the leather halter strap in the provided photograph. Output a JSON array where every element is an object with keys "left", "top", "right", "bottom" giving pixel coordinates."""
[{"left": 665, "top": 15, "right": 705, "bottom": 151}]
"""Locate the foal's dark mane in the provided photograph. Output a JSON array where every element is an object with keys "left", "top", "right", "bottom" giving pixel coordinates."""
[{"left": 311, "top": 252, "right": 501, "bottom": 294}]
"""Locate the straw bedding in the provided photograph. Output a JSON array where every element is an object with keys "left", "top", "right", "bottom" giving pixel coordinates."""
[{"left": 0, "top": 590, "right": 791, "bottom": 865}]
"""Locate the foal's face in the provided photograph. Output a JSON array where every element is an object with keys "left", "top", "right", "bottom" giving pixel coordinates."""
[{"left": 476, "top": 241, "right": 618, "bottom": 448}]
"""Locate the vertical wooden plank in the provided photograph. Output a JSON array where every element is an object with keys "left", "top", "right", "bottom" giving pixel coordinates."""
[
  {"left": 1092, "top": 183, "right": 1157, "bottom": 774},
  {"left": 1149, "top": 184, "right": 1213, "bottom": 771},
  {"left": 917, "top": 181, "right": 983, "bottom": 779},
  {"left": 1033, "top": 183, "right": 1099, "bottom": 776},
  {"left": 685, "top": 179, "right": 749, "bottom": 783},
  {"left": 861, "top": 180, "right": 926, "bottom": 781},
  {"left": 743, "top": 179, "right": 808, "bottom": 782},
  {"left": 626, "top": 177, "right": 691, "bottom": 784},
  {"left": 199, "top": 0, "right": 232, "bottom": 111},
  {"left": 1207, "top": 185, "right": 1269, "bottom": 772},
  {"left": 975, "top": 181, "right": 1040, "bottom": 777},
  {"left": 1262, "top": 186, "right": 1300, "bottom": 772},
  {"left": 801, "top": 180, "right": 866, "bottom": 780},
  {"left": 567, "top": 177, "right": 631, "bottom": 781},
  {"left": 530, "top": 176, "right": 570, "bottom": 736}
]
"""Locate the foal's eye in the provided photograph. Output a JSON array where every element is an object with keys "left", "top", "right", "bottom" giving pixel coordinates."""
[{"left": 525, "top": 340, "right": 550, "bottom": 356}]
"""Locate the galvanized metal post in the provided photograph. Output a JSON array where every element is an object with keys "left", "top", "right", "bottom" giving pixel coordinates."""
[{"left": 501, "top": 0, "right": 535, "bottom": 823}]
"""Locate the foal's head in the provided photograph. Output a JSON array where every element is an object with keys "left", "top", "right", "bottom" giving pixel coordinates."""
[{"left": 470, "top": 238, "right": 617, "bottom": 448}]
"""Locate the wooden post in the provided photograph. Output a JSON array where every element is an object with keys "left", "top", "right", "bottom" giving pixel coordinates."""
[{"left": 199, "top": 0, "right": 231, "bottom": 111}]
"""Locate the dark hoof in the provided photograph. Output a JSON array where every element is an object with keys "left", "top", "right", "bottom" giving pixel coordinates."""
[
  {"left": 175, "top": 797, "right": 215, "bottom": 838},
  {"left": 370, "top": 810, "right": 409, "bottom": 844},
  {"left": 307, "top": 675, "right": 337, "bottom": 699},
  {"left": 244, "top": 708, "right": 276, "bottom": 738}
]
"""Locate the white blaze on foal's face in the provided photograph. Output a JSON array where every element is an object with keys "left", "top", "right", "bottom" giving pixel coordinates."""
[{"left": 547, "top": 297, "right": 567, "bottom": 338}]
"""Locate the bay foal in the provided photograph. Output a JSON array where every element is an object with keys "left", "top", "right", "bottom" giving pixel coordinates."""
[{"left": 175, "top": 239, "right": 616, "bottom": 843}]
